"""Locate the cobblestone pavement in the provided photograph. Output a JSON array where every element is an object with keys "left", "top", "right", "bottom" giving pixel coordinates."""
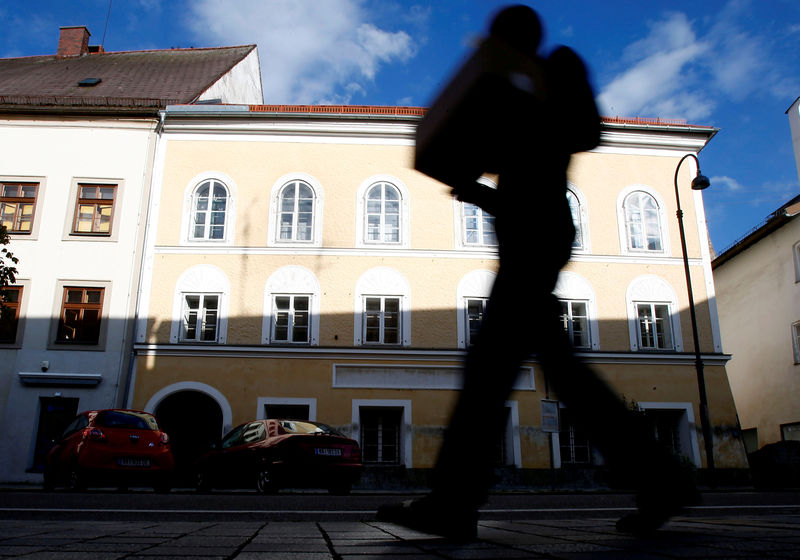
[{"left": 2, "top": 514, "right": 800, "bottom": 559}]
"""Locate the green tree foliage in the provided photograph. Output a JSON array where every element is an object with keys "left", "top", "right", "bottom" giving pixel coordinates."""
[{"left": 0, "top": 224, "right": 19, "bottom": 298}]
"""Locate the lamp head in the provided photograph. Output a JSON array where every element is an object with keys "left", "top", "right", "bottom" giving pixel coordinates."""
[{"left": 691, "top": 172, "right": 711, "bottom": 191}]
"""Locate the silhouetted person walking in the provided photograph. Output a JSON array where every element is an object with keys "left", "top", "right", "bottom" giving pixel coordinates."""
[{"left": 378, "top": 5, "right": 699, "bottom": 540}]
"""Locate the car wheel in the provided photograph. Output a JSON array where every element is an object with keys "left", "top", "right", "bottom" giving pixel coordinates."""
[
  {"left": 256, "top": 468, "right": 278, "bottom": 494},
  {"left": 328, "top": 483, "right": 352, "bottom": 496},
  {"left": 68, "top": 466, "right": 86, "bottom": 492}
]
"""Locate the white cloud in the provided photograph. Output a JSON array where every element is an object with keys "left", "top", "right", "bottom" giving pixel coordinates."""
[
  {"left": 598, "top": 1, "right": 799, "bottom": 121},
  {"left": 710, "top": 175, "right": 745, "bottom": 192},
  {"left": 597, "top": 13, "right": 711, "bottom": 119},
  {"left": 187, "top": 0, "right": 417, "bottom": 104}
]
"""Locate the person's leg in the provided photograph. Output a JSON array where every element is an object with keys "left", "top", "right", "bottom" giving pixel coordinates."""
[{"left": 532, "top": 295, "right": 700, "bottom": 532}]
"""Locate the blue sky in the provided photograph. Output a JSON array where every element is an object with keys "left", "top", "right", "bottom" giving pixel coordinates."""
[{"left": 2, "top": 0, "right": 799, "bottom": 253}]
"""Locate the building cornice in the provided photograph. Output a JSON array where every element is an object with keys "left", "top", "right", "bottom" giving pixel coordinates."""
[
  {"left": 133, "top": 343, "right": 730, "bottom": 366},
  {"left": 160, "top": 105, "right": 718, "bottom": 153}
]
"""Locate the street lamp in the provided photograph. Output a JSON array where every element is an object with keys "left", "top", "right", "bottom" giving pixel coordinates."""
[{"left": 673, "top": 153, "right": 715, "bottom": 474}]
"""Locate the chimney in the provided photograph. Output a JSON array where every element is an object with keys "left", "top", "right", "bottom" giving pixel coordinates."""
[{"left": 57, "top": 26, "right": 91, "bottom": 57}]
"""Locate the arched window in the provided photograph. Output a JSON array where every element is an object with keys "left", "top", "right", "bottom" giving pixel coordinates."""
[
  {"left": 190, "top": 179, "right": 229, "bottom": 241},
  {"left": 566, "top": 186, "right": 588, "bottom": 251},
  {"left": 278, "top": 180, "right": 314, "bottom": 242},
  {"left": 365, "top": 182, "right": 401, "bottom": 244},
  {"left": 623, "top": 191, "right": 663, "bottom": 252}
]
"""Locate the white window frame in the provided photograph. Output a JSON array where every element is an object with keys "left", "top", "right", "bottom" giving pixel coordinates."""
[
  {"left": 634, "top": 301, "right": 674, "bottom": 351},
  {"left": 262, "top": 265, "right": 320, "bottom": 345},
  {"left": 626, "top": 275, "right": 683, "bottom": 352},
  {"left": 268, "top": 173, "right": 324, "bottom": 247},
  {"left": 170, "top": 265, "right": 229, "bottom": 344},
  {"left": 180, "top": 293, "right": 221, "bottom": 343},
  {"left": 617, "top": 185, "right": 670, "bottom": 256},
  {"left": 354, "top": 267, "right": 411, "bottom": 346},
  {"left": 180, "top": 172, "right": 237, "bottom": 246},
  {"left": 566, "top": 182, "right": 590, "bottom": 253},
  {"left": 456, "top": 269, "right": 496, "bottom": 348},
  {"left": 554, "top": 271, "right": 600, "bottom": 351},
  {"left": 559, "top": 299, "right": 591, "bottom": 350},
  {"left": 355, "top": 175, "right": 410, "bottom": 249},
  {"left": 1, "top": 176, "right": 47, "bottom": 240},
  {"left": 794, "top": 241, "right": 800, "bottom": 283},
  {"left": 351, "top": 399, "right": 412, "bottom": 468},
  {"left": 271, "top": 294, "right": 312, "bottom": 344},
  {"left": 362, "top": 296, "right": 402, "bottom": 345}
]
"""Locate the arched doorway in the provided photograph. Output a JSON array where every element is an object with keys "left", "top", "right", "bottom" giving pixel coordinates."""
[{"left": 155, "top": 390, "right": 223, "bottom": 483}]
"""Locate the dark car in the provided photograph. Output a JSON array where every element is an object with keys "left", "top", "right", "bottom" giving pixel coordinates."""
[
  {"left": 44, "top": 409, "right": 175, "bottom": 492},
  {"left": 194, "top": 419, "right": 363, "bottom": 494}
]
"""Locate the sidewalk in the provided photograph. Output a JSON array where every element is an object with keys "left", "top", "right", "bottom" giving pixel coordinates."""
[{"left": 2, "top": 514, "right": 800, "bottom": 559}]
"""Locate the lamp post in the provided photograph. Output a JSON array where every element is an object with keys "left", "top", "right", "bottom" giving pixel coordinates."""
[{"left": 673, "top": 153, "right": 715, "bottom": 474}]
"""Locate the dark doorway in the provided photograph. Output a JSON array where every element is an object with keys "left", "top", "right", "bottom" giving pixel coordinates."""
[
  {"left": 31, "top": 397, "right": 79, "bottom": 472},
  {"left": 155, "top": 391, "right": 222, "bottom": 481}
]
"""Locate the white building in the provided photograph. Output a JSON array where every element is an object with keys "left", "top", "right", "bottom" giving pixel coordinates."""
[{"left": 0, "top": 25, "right": 261, "bottom": 482}]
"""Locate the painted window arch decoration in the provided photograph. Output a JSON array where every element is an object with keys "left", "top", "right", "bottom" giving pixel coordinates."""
[
  {"left": 354, "top": 267, "right": 411, "bottom": 346},
  {"left": 553, "top": 271, "right": 600, "bottom": 350},
  {"left": 617, "top": 185, "right": 670, "bottom": 255},
  {"left": 456, "top": 269, "right": 496, "bottom": 348},
  {"left": 170, "top": 264, "right": 230, "bottom": 344},
  {"left": 262, "top": 265, "right": 321, "bottom": 345},
  {"left": 625, "top": 274, "right": 683, "bottom": 352},
  {"left": 181, "top": 172, "right": 237, "bottom": 245},
  {"left": 268, "top": 173, "right": 324, "bottom": 247},
  {"left": 566, "top": 182, "right": 590, "bottom": 252},
  {"left": 356, "top": 175, "right": 410, "bottom": 248}
]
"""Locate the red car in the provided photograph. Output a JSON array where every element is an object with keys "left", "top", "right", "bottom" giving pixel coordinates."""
[
  {"left": 44, "top": 409, "right": 174, "bottom": 492},
  {"left": 195, "top": 419, "right": 362, "bottom": 494}
]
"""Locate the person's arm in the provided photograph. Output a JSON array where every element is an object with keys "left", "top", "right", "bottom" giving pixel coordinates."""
[{"left": 451, "top": 180, "right": 500, "bottom": 217}]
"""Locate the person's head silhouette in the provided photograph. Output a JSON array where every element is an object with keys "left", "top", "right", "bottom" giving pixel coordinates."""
[{"left": 489, "top": 5, "right": 542, "bottom": 56}]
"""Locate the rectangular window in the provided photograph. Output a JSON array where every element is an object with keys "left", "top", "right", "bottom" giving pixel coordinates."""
[
  {"left": 272, "top": 295, "right": 310, "bottom": 343},
  {"left": 1, "top": 182, "right": 38, "bottom": 234},
  {"left": 465, "top": 297, "right": 487, "bottom": 346},
  {"left": 793, "top": 322, "right": 800, "bottom": 364},
  {"left": 642, "top": 409, "right": 683, "bottom": 456},
  {"left": 360, "top": 407, "right": 402, "bottom": 464},
  {"left": 558, "top": 408, "right": 592, "bottom": 465},
  {"left": 0, "top": 286, "right": 22, "bottom": 343},
  {"left": 56, "top": 287, "right": 104, "bottom": 344},
  {"left": 636, "top": 302, "right": 673, "bottom": 350},
  {"left": 181, "top": 293, "right": 219, "bottom": 342},
  {"left": 560, "top": 300, "right": 590, "bottom": 349},
  {"left": 781, "top": 422, "right": 800, "bottom": 442},
  {"left": 72, "top": 183, "right": 116, "bottom": 235},
  {"left": 364, "top": 296, "right": 400, "bottom": 344}
]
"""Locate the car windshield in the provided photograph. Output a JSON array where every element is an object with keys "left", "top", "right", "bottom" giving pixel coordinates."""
[
  {"left": 277, "top": 420, "right": 342, "bottom": 436},
  {"left": 95, "top": 410, "right": 158, "bottom": 431}
]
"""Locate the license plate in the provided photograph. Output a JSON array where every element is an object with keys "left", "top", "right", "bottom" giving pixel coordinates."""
[
  {"left": 314, "top": 448, "right": 342, "bottom": 456},
  {"left": 117, "top": 457, "right": 150, "bottom": 467}
]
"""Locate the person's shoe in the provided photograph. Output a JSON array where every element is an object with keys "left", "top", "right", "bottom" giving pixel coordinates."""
[
  {"left": 616, "top": 458, "right": 701, "bottom": 534},
  {"left": 376, "top": 495, "right": 478, "bottom": 541}
]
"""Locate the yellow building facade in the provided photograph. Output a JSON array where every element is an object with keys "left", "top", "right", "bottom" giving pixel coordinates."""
[{"left": 129, "top": 105, "right": 747, "bottom": 484}]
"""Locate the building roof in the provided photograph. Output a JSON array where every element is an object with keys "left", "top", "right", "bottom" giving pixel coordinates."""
[
  {"left": 0, "top": 44, "right": 256, "bottom": 113},
  {"left": 712, "top": 193, "right": 800, "bottom": 268}
]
